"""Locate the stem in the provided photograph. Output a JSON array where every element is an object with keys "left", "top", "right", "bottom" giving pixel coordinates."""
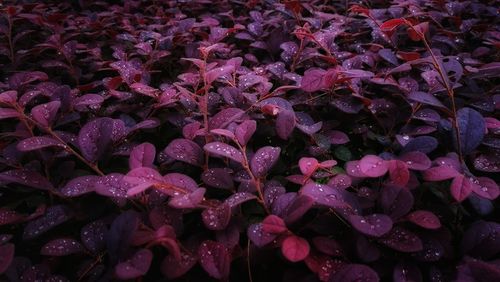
[
  {"left": 404, "top": 20, "right": 463, "bottom": 163},
  {"left": 247, "top": 239, "right": 254, "bottom": 282},
  {"left": 7, "top": 16, "right": 14, "bottom": 63}
]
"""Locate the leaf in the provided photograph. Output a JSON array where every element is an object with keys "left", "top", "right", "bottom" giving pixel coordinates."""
[
  {"left": 422, "top": 165, "right": 460, "bottom": 181},
  {"left": 299, "top": 157, "right": 319, "bottom": 175},
  {"left": 107, "top": 211, "right": 139, "bottom": 263},
  {"left": 164, "top": 138, "right": 204, "bottom": 166},
  {"left": 23, "top": 205, "right": 72, "bottom": 240},
  {"left": 0, "top": 209, "right": 24, "bottom": 225},
  {"left": 198, "top": 240, "right": 231, "bottom": 279},
  {"left": 124, "top": 167, "right": 162, "bottom": 196},
  {"left": 471, "top": 177, "right": 500, "bottom": 200},
  {"left": 380, "top": 184, "right": 414, "bottom": 220},
  {"left": 455, "top": 107, "right": 485, "bottom": 155},
  {"left": 387, "top": 160, "right": 410, "bottom": 186},
  {"left": 250, "top": 146, "right": 281, "bottom": 177},
  {"left": 130, "top": 83, "right": 158, "bottom": 97},
  {"left": 0, "top": 169, "right": 54, "bottom": 191},
  {"left": 206, "top": 65, "right": 235, "bottom": 84},
  {"left": 41, "top": 238, "right": 83, "bottom": 256},
  {"left": 235, "top": 120, "right": 256, "bottom": 146},
  {"left": 224, "top": 192, "right": 257, "bottom": 208},
  {"left": 407, "top": 91, "right": 445, "bottom": 108},
  {"left": 60, "top": 175, "right": 99, "bottom": 197},
  {"left": 129, "top": 142, "right": 156, "bottom": 169},
  {"left": 202, "top": 203, "right": 231, "bottom": 231},
  {"left": 0, "top": 243, "right": 14, "bottom": 274},
  {"left": 301, "top": 68, "right": 326, "bottom": 92},
  {"left": 161, "top": 252, "right": 197, "bottom": 279},
  {"left": 401, "top": 136, "right": 438, "bottom": 154},
  {"left": 78, "top": 118, "right": 126, "bottom": 162},
  {"left": 209, "top": 108, "right": 245, "bottom": 130},
  {"left": 169, "top": 188, "right": 205, "bottom": 209},
  {"left": 330, "top": 264, "right": 379, "bottom": 282},
  {"left": 398, "top": 151, "right": 431, "bottom": 171},
  {"left": 407, "top": 210, "right": 441, "bottom": 229},
  {"left": 0, "top": 108, "right": 19, "bottom": 120},
  {"left": 379, "top": 226, "right": 423, "bottom": 252},
  {"left": 276, "top": 109, "right": 296, "bottom": 140},
  {"left": 202, "top": 168, "right": 234, "bottom": 190},
  {"left": 81, "top": 220, "right": 107, "bottom": 253},
  {"left": 204, "top": 142, "right": 244, "bottom": 164},
  {"left": 31, "top": 101, "right": 60, "bottom": 127},
  {"left": 95, "top": 173, "right": 130, "bottom": 198},
  {"left": 247, "top": 223, "right": 277, "bottom": 247},
  {"left": 299, "top": 182, "right": 349, "bottom": 209},
  {"left": 281, "top": 235, "right": 310, "bottom": 262},
  {"left": 262, "top": 215, "right": 287, "bottom": 234},
  {"left": 284, "top": 195, "right": 314, "bottom": 224},
  {"left": 162, "top": 173, "right": 198, "bottom": 192},
  {"left": 115, "top": 249, "right": 153, "bottom": 280},
  {"left": 348, "top": 214, "right": 393, "bottom": 237},
  {"left": 450, "top": 175, "right": 473, "bottom": 202},
  {"left": 380, "top": 18, "right": 406, "bottom": 31},
  {"left": 16, "top": 136, "right": 64, "bottom": 151},
  {"left": 359, "top": 155, "right": 388, "bottom": 177}
]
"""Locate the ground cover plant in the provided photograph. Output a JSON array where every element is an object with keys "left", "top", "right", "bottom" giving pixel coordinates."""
[{"left": 0, "top": 0, "right": 499, "bottom": 281}]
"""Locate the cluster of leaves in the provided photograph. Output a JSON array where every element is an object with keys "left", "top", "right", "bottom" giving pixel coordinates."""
[{"left": 0, "top": 0, "right": 499, "bottom": 281}]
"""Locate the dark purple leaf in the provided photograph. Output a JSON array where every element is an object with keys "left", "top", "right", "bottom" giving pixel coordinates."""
[
  {"left": 77, "top": 118, "right": 126, "bottom": 162},
  {"left": 202, "top": 168, "right": 234, "bottom": 190},
  {"left": 115, "top": 249, "right": 153, "bottom": 280},
  {"left": 455, "top": 107, "right": 485, "bottom": 155},
  {"left": 407, "top": 92, "right": 445, "bottom": 108},
  {"left": 276, "top": 110, "right": 296, "bottom": 139},
  {"left": 204, "top": 142, "right": 244, "bottom": 164},
  {"left": 60, "top": 175, "right": 99, "bottom": 197},
  {"left": 31, "top": 101, "right": 60, "bottom": 127},
  {"left": 247, "top": 223, "right": 277, "bottom": 247},
  {"left": 95, "top": 173, "right": 130, "bottom": 198},
  {"left": 330, "top": 264, "right": 379, "bottom": 282},
  {"left": 41, "top": 238, "right": 83, "bottom": 256},
  {"left": 164, "top": 138, "right": 204, "bottom": 166},
  {"left": 250, "top": 146, "right": 281, "bottom": 177},
  {"left": 235, "top": 120, "right": 256, "bottom": 146},
  {"left": 0, "top": 243, "right": 14, "bottom": 274},
  {"left": 450, "top": 175, "right": 473, "bottom": 202},
  {"left": 16, "top": 136, "right": 64, "bottom": 151},
  {"left": 81, "top": 220, "right": 107, "bottom": 253},
  {"left": 202, "top": 203, "right": 231, "bottom": 231},
  {"left": 107, "top": 211, "right": 139, "bottom": 263},
  {"left": 161, "top": 252, "right": 197, "bottom": 279},
  {"left": 0, "top": 169, "right": 54, "bottom": 191},
  {"left": 348, "top": 214, "right": 393, "bottom": 237},
  {"left": 198, "top": 240, "right": 230, "bottom": 279},
  {"left": 379, "top": 227, "right": 423, "bottom": 252},
  {"left": 224, "top": 192, "right": 257, "bottom": 208},
  {"left": 299, "top": 183, "right": 349, "bottom": 209},
  {"left": 23, "top": 205, "right": 72, "bottom": 240}
]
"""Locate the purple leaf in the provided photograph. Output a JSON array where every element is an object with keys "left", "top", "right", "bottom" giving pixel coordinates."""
[
  {"left": 107, "top": 211, "right": 139, "bottom": 263},
  {"left": 164, "top": 138, "right": 203, "bottom": 166},
  {"left": 209, "top": 108, "right": 245, "bottom": 130},
  {"left": 81, "top": 220, "right": 107, "bottom": 253},
  {"left": 124, "top": 167, "right": 162, "bottom": 196},
  {"left": 130, "top": 83, "right": 158, "bottom": 97},
  {"left": 247, "top": 223, "right": 277, "bottom": 247},
  {"left": 398, "top": 151, "right": 431, "bottom": 171},
  {"left": 284, "top": 195, "right": 314, "bottom": 224},
  {"left": 455, "top": 107, "right": 485, "bottom": 155},
  {"left": 161, "top": 252, "right": 197, "bottom": 279},
  {"left": 95, "top": 173, "right": 130, "bottom": 198},
  {"left": 281, "top": 235, "right": 310, "bottom": 262},
  {"left": 450, "top": 175, "right": 473, "bottom": 202},
  {"left": 198, "top": 240, "right": 231, "bottom": 279},
  {"left": 16, "top": 136, "right": 64, "bottom": 152},
  {"left": 379, "top": 184, "right": 414, "bottom": 220},
  {"left": 301, "top": 68, "right": 326, "bottom": 92},
  {"left": 401, "top": 136, "right": 438, "bottom": 154},
  {"left": 471, "top": 177, "right": 500, "bottom": 200},
  {"left": 31, "top": 101, "right": 60, "bottom": 127},
  {"left": 330, "top": 264, "right": 379, "bottom": 282},
  {"left": 23, "top": 205, "right": 72, "bottom": 240},
  {"left": 206, "top": 65, "right": 235, "bottom": 84},
  {"left": 224, "top": 192, "right": 257, "bottom": 208},
  {"left": 41, "top": 238, "right": 83, "bottom": 256},
  {"left": 204, "top": 142, "right": 244, "bottom": 164},
  {"left": 348, "top": 214, "right": 393, "bottom": 237},
  {"left": 162, "top": 173, "right": 198, "bottom": 192},
  {"left": 202, "top": 203, "right": 231, "bottom": 230},
  {"left": 60, "top": 175, "right": 99, "bottom": 197},
  {"left": 235, "top": 120, "right": 256, "bottom": 145},
  {"left": 328, "top": 130, "right": 350, "bottom": 145},
  {"left": 0, "top": 169, "right": 54, "bottom": 191},
  {"left": 379, "top": 226, "right": 423, "bottom": 252},
  {"left": 276, "top": 110, "right": 296, "bottom": 139},
  {"left": 0, "top": 108, "right": 19, "bottom": 120},
  {"left": 250, "top": 146, "right": 281, "bottom": 177},
  {"left": 407, "top": 92, "right": 445, "bottom": 108},
  {"left": 77, "top": 118, "right": 126, "bottom": 162},
  {"left": 0, "top": 243, "right": 14, "bottom": 274},
  {"left": 423, "top": 165, "right": 460, "bottom": 181},
  {"left": 299, "top": 183, "right": 349, "bottom": 209},
  {"left": 129, "top": 142, "right": 156, "bottom": 169},
  {"left": 202, "top": 168, "right": 234, "bottom": 190},
  {"left": 393, "top": 262, "right": 422, "bottom": 282},
  {"left": 115, "top": 249, "right": 153, "bottom": 280}
]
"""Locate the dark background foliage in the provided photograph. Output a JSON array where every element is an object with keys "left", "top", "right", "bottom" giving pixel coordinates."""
[{"left": 0, "top": 0, "right": 499, "bottom": 281}]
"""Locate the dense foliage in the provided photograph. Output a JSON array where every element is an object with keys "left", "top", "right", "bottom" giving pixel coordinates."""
[{"left": 0, "top": 0, "right": 499, "bottom": 281}]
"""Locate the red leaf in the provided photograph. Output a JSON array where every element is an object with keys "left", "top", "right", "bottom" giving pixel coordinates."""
[
  {"left": 450, "top": 175, "right": 473, "bottom": 202},
  {"left": 281, "top": 235, "right": 310, "bottom": 262},
  {"left": 388, "top": 160, "right": 410, "bottom": 186},
  {"left": 262, "top": 215, "right": 287, "bottom": 234},
  {"left": 380, "top": 18, "right": 406, "bottom": 32},
  {"left": 407, "top": 210, "right": 441, "bottom": 229}
]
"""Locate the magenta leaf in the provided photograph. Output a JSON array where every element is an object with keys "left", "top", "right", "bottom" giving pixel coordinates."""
[
  {"left": 95, "top": 173, "right": 130, "bottom": 198},
  {"left": 471, "top": 177, "right": 500, "bottom": 200},
  {"left": 31, "top": 101, "right": 60, "bottom": 127},
  {"left": 202, "top": 203, "right": 231, "bottom": 231},
  {"left": 164, "top": 138, "right": 204, "bottom": 166},
  {"left": 262, "top": 215, "right": 287, "bottom": 234},
  {"left": 169, "top": 188, "right": 205, "bottom": 209},
  {"left": 359, "top": 155, "right": 388, "bottom": 177},
  {"left": 299, "top": 157, "right": 319, "bottom": 175},
  {"left": 60, "top": 175, "right": 99, "bottom": 197},
  {"left": 115, "top": 249, "right": 153, "bottom": 280},
  {"left": 422, "top": 165, "right": 460, "bottom": 181},
  {"left": 204, "top": 142, "right": 244, "bottom": 164},
  {"left": 348, "top": 214, "right": 393, "bottom": 237},
  {"left": 250, "top": 146, "right": 281, "bottom": 177},
  {"left": 407, "top": 210, "right": 441, "bottom": 229},
  {"left": 450, "top": 175, "right": 473, "bottom": 202},
  {"left": 16, "top": 136, "right": 64, "bottom": 152},
  {"left": 0, "top": 108, "right": 19, "bottom": 120},
  {"left": 124, "top": 167, "right": 162, "bottom": 196},
  {"left": 0, "top": 243, "right": 14, "bottom": 274},
  {"left": 130, "top": 83, "right": 158, "bottom": 97},
  {"left": 129, "top": 142, "right": 156, "bottom": 169},
  {"left": 162, "top": 173, "right": 198, "bottom": 192},
  {"left": 399, "top": 151, "right": 431, "bottom": 171},
  {"left": 198, "top": 240, "right": 231, "bottom": 279},
  {"left": 281, "top": 235, "right": 310, "bottom": 262},
  {"left": 41, "top": 238, "right": 83, "bottom": 256}
]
